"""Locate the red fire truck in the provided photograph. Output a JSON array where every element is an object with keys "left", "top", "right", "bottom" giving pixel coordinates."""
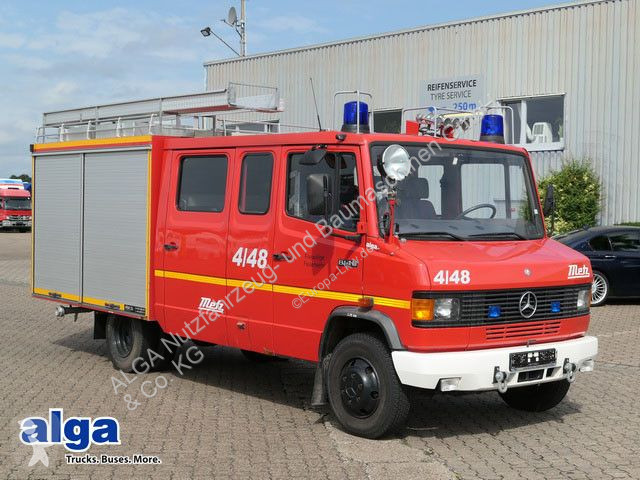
[
  {"left": 0, "top": 181, "right": 32, "bottom": 231},
  {"left": 32, "top": 85, "right": 597, "bottom": 438}
]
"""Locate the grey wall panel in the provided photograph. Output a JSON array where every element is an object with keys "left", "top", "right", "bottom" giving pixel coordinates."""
[
  {"left": 204, "top": 0, "right": 639, "bottom": 224},
  {"left": 34, "top": 154, "right": 82, "bottom": 298},
  {"left": 82, "top": 150, "right": 148, "bottom": 310}
]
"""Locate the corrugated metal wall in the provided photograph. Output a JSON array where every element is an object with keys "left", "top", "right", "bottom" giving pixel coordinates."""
[{"left": 205, "top": 0, "right": 639, "bottom": 224}]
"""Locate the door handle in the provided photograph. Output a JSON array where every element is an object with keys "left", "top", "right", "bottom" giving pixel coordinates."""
[
  {"left": 272, "top": 252, "right": 292, "bottom": 262},
  {"left": 604, "top": 255, "right": 616, "bottom": 259},
  {"left": 164, "top": 243, "right": 179, "bottom": 251}
]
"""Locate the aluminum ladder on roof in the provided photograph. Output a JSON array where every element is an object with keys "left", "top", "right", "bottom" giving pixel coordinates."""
[{"left": 35, "top": 82, "right": 285, "bottom": 143}]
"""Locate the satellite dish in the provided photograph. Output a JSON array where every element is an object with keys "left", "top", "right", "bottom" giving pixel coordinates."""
[{"left": 227, "top": 6, "right": 237, "bottom": 25}]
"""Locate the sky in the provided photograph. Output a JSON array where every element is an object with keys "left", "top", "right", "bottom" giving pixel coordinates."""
[{"left": 0, "top": 0, "right": 562, "bottom": 176}]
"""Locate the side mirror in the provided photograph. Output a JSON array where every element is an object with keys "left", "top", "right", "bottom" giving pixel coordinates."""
[
  {"left": 543, "top": 184, "right": 555, "bottom": 217},
  {"left": 307, "top": 173, "right": 332, "bottom": 216},
  {"left": 300, "top": 147, "right": 327, "bottom": 166}
]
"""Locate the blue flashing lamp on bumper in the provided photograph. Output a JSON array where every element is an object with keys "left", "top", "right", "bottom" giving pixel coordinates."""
[
  {"left": 342, "top": 101, "right": 370, "bottom": 133},
  {"left": 480, "top": 114, "right": 505, "bottom": 144}
]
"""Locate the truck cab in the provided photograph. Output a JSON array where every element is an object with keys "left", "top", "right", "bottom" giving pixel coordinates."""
[
  {"left": 31, "top": 87, "right": 597, "bottom": 439},
  {"left": 0, "top": 186, "right": 32, "bottom": 231}
]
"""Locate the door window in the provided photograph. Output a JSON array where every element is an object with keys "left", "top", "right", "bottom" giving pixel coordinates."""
[
  {"left": 177, "top": 155, "right": 228, "bottom": 212},
  {"left": 589, "top": 235, "right": 611, "bottom": 251},
  {"left": 239, "top": 153, "right": 274, "bottom": 215},
  {"left": 286, "top": 152, "right": 360, "bottom": 231}
]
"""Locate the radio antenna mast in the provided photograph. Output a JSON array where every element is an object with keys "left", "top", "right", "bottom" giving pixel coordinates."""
[{"left": 310, "top": 77, "right": 322, "bottom": 131}]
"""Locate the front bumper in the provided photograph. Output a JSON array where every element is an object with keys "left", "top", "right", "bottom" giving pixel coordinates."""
[
  {"left": 392, "top": 336, "right": 597, "bottom": 391},
  {"left": 1, "top": 220, "right": 31, "bottom": 228}
]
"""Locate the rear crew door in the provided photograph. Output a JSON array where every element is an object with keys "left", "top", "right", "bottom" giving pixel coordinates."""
[
  {"left": 225, "top": 147, "right": 280, "bottom": 353},
  {"left": 160, "top": 149, "right": 234, "bottom": 344}
]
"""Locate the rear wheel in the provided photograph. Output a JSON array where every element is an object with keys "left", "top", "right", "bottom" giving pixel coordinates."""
[
  {"left": 591, "top": 271, "right": 609, "bottom": 306},
  {"left": 326, "top": 333, "right": 409, "bottom": 438},
  {"left": 499, "top": 379, "right": 571, "bottom": 412},
  {"left": 106, "top": 315, "right": 168, "bottom": 372}
]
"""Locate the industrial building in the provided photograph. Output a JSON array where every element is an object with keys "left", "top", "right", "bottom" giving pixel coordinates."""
[{"left": 204, "top": 0, "right": 639, "bottom": 225}]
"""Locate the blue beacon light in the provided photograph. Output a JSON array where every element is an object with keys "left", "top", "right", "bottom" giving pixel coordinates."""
[
  {"left": 480, "top": 114, "right": 505, "bottom": 144},
  {"left": 342, "top": 101, "right": 370, "bottom": 133},
  {"left": 488, "top": 305, "right": 502, "bottom": 318}
]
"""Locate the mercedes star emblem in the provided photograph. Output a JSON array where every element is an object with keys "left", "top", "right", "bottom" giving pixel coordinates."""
[{"left": 519, "top": 291, "right": 538, "bottom": 318}]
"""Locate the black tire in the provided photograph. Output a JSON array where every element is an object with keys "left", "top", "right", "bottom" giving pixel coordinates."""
[
  {"left": 591, "top": 270, "right": 609, "bottom": 307},
  {"left": 499, "top": 379, "right": 571, "bottom": 412},
  {"left": 326, "top": 333, "right": 410, "bottom": 438},
  {"left": 106, "top": 315, "right": 167, "bottom": 372}
]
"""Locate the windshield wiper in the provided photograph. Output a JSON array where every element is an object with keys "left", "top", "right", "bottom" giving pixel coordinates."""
[
  {"left": 468, "top": 231, "right": 527, "bottom": 240},
  {"left": 399, "top": 231, "right": 467, "bottom": 241}
]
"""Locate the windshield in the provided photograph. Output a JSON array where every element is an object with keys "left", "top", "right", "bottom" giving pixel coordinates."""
[
  {"left": 3, "top": 197, "right": 31, "bottom": 211},
  {"left": 370, "top": 144, "right": 545, "bottom": 240}
]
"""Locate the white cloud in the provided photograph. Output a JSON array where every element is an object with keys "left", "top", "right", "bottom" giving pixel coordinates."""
[
  {"left": 0, "top": 32, "right": 25, "bottom": 48},
  {"left": 256, "top": 14, "right": 328, "bottom": 35}
]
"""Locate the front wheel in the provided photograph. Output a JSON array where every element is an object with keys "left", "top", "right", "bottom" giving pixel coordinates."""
[
  {"left": 326, "top": 333, "right": 409, "bottom": 438},
  {"left": 498, "top": 379, "right": 571, "bottom": 412},
  {"left": 591, "top": 271, "right": 609, "bottom": 306}
]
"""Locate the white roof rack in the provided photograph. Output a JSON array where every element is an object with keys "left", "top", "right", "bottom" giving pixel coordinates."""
[{"left": 36, "top": 82, "right": 287, "bottom": 143}]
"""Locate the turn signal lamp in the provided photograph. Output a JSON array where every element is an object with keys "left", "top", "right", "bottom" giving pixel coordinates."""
[
  {"left": 480, "top": 114, "right": 505, "bottom": 144},
  {"left": 411, "top": 298, "right": 434, "bottom": 322},
  {"left": 342, "top": 101, "right": 370, "bottom": 133}
]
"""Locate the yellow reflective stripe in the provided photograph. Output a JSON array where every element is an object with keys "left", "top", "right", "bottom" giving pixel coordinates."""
[
  {"left": 33, "top": 135, "right": 152, "bottom": 151},
  {"left": 155, "top": 269, "right": 410, "bottom": 310},
  {"left": 156, "top": 269, "right": 226, "bottom": 286},
  {"left": 372, "top": 296, "right": 411, "bottom": 310},
  {"left": 33, "top": 288, "right": 80, "bottom": 302},
  {"left": 226, "top": 278, "right": 273, "bottom": 292},
  {"left": 273, "top": 285, "right": 362, "bottom": 303},
  {"left": 82, "top": 296, "right": 125, "bottom": 310}
]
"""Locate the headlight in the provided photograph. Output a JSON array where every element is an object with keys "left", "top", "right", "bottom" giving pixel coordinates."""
[
  {"left": 577, "top": 288, "right": 591, "bottom": 311},
  {"left": 412, "top": 297, "right": 460, "bottom": 325},
  {"left": 434, "top": 298, "right": 461, "bottom": 321}
]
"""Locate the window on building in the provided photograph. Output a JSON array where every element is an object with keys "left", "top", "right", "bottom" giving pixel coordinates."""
[
  {"left": 239, "top": 153, "right": 274, "bottom": 215},
  {"left": 373, "top": 109, "right": 402, "bottom": 134},
  {"left": 223, "top": 120, "right": 279, "bottom": 135},
  {"left": 609, "top": 232, "right": 640, "bottom": 252},
  {"left": 287, "top": 152, "right": 360, "bottom": 231},
  {"left": 177, "top": 155, "right": 228, "bottom": 212},
  {"left": 501, "top": 95, "right": 564, "bottom": 151}
]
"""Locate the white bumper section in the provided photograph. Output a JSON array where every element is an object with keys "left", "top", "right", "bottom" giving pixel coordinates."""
[{"left": 392, "top": 336, "right": 598, "bottom": 392}]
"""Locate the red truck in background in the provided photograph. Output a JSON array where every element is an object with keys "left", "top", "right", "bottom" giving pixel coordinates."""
[{"left": 0, "top": 183, "right": 32, "bottom": 231}]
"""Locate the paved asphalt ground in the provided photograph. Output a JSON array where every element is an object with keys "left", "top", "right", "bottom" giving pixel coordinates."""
[{"left": 1, "top": 232, "right": 639, "bottom": 479}]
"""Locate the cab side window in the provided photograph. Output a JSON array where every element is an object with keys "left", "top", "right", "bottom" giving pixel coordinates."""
[
  {"left": 286, "top": 152, "right": 360, "bottom": 231},
  {"left": 239, "top": 153, "right": 274, "bottom": 215},
  {"left": 177, "top": 155, "right": 228, "bottom": 212}
]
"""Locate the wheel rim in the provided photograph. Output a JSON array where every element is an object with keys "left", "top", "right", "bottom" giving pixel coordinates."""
[
  {"left": 339, "top": 357, "right": 380, "bottom": 418},
  {"left": 113, "top": 318, "right": 133, "bottom": 357},
  {"left": 592, "top": 273, "right": 607, "bottom": 304}
]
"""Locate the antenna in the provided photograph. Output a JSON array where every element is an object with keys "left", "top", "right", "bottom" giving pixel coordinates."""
[{"left": 310, "top": 77, "right": 323, "bottom": 131}]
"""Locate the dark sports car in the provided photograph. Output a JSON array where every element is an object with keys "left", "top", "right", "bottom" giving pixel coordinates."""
[{"left": 555, "top": 226, "right": 640, "bottom": 306}]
